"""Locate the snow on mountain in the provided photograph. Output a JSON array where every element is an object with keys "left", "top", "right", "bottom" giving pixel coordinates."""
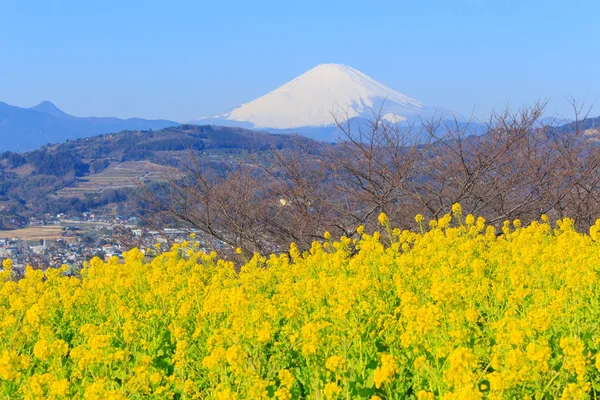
[{"left": 195, "top": 64, "right": 439, "bottom": 132}]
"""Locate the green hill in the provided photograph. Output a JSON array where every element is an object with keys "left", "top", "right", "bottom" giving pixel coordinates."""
[{"left": 0, "top": 124, "right": 320, "bottom": 222}]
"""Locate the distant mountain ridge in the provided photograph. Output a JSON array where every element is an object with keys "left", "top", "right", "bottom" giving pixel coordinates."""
[{"left": 0, "top": 101, "right": 179, "bottom": 152}]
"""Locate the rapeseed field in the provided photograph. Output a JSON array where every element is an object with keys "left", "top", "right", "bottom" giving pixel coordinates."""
[{"left": 2, "top": 206, "right": 600, "bottom": 399}]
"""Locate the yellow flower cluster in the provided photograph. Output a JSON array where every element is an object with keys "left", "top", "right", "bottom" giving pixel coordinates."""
[{"left": 2, "top": 210, "right": 600, "bottom": 398}]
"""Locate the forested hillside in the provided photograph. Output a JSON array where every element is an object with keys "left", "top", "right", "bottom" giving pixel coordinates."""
[{"left": 0, "top": 125, "right": 319, "bottom": 226}]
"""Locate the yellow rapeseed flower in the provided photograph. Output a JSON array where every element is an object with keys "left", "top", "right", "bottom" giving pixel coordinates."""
[
  {"left": 2, "top": 258, "right": 12, "bottom": 270},
  {"left": 374, "top": 354, "right": 397, "bottom": 388},
  {"left": 325, "top": 355, "right": 345, "bottom": 372},
  {"left": 378, "top": 212, "right": 388, "bottom": 226},
  {"left": 323, "top": 382, "right": 342, "bottom": 399},
  {"left": 451, "top": 203, "right": 462, "bottom": 215},
  {"left": 0, "top": 211, "right": 599, "bottom": 398}
]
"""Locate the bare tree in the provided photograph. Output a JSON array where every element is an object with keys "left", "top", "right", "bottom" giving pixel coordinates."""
[{"left": 133, "top": 101, "right": 600, "bottom": 258}]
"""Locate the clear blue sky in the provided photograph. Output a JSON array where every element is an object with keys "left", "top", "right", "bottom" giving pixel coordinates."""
[{"left": 1, "top": 0, "right": 598, "bottom": 122}]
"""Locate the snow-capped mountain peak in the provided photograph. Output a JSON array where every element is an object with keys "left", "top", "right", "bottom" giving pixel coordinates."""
[{"left": 196, "top": 63, "right": 437, "bottom": 133}]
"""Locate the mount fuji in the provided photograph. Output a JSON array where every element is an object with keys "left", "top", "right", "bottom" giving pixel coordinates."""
[{"left": 193, "top": 63, "right": 448, "bottom": 141}]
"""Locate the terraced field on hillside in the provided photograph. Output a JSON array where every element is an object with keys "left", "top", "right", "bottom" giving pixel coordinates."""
[{"left": 57, "top": 161, "right": 173, "bottom": 198}]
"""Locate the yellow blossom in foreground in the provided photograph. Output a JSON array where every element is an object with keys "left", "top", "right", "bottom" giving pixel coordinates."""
[
  {"left": 278, "top": 369, "right": 294, "bottom": 388},
  {"left": 324, "top": 382, "right": 342, "bottom": 399},
  {"left": 326, "top": 355, "right": 346, "bottom": 372},
  {"left": 0, "top": 210, "right": 599, "bottom": 398},
  {"left": 417, "top": 390, "right": 435, "bottom": 400},
  {"left": 451, "top": 202, "right": 462, "bottom": 215},
  {"left": 374, "top": 354, "right": 398, "bottom": 388},
  {"left": 2, "top": 258, "right": 12, "bottom": 270}
]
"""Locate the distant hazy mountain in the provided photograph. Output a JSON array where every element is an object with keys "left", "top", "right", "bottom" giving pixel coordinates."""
[
  {"left": 550, "top": 115, "right": 600, "bottom": 141},
  {"left": 192, "top": 63, "right": 452, "bottom": 141},
  {"left": 536, "top": 116, "right": 574, "bottom": 127},
  {"left": 0, "top": 101, "right": 179, "bottom": 152}
]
